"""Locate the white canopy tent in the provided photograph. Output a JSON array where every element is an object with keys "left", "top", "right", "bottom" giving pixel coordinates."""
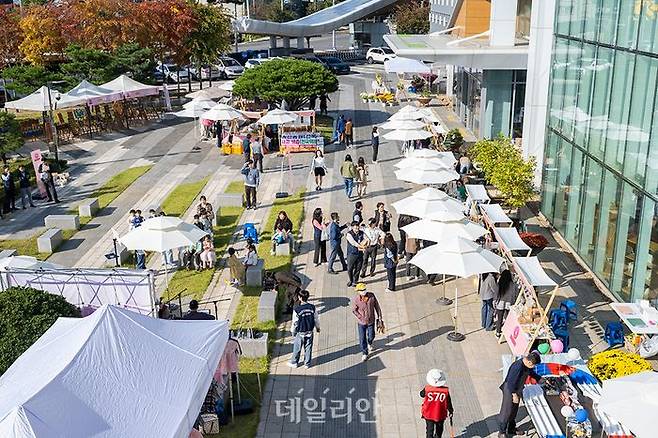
[
  {"left": 479, "top": 203, "right": 513, "bottom": 227},
  {"left": 465, "top": 184, "right": 491, "bottom": 203},
  {"left": 101, "top": 75, "right": 160, "bottom": 98},
  {"left": 394, "top": 156, "right": 454, "bottom": 170},
  {"left": 185, "top": 86, "right": 230, "bottom": 100},
  {"left": 391, "top": 193, "right": 464, "bottom": 220},
  {"left": 384, "top": 57, "right": 431, "bottom": 74},
  {"left": 494, "top": 227, "right": 532, "bottom": 256},
  {"left": 402, "top": 218, "right": 488, "bottom": 241},
  {"left": 65, "top": 80, "right": 123, "bottom": 106},
  {"left": 0, "top": 256, "right": 62, "bottom": 271},
  {"left": 257, "top": 108, "right": 298, "bottom": 125},
  {"left": 201, "top": 103, "right": 244, "bottom": 122},
  {"left": 4, "top": 86, "right": 86, "bottom": 112},
  {"left": 599, "top": 371, "right": 658, "bottom": 438},
  {"left": 395, "top": 167, "right": 459, "bottom": 185},
  {"left": 0, "top": 305, "right": 229, "bottom": 438},
  {"left": 379, "top": 119, "right": 426, "bottom": 130},
  {"left": 512, "top": 257, "right": 557, "bottom": 288}
]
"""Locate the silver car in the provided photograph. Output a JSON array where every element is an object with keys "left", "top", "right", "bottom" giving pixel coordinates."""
[{"left": 215, "top": 57, "right": 244, "bottom": 79}]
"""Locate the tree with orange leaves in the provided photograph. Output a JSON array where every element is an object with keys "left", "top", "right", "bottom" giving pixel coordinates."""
[
  {"left": 61, "top": 0, "right": 135, "bottom": 51},
  {"left": 18, "top": 4, "right": 67, "bottom": 65},
  {"left": 0, "top": 7, "right": 23, "bottom": 69}
]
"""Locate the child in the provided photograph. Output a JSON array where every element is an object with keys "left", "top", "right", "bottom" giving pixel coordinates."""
[
  {"left": 420, "top": 369, "right": 453, "bottom": 438},
  {"left": 227, "top": 247, "right": 245, "bottom": 286}
]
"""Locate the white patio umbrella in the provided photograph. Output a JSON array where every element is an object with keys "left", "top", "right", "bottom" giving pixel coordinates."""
[
  {"left": 379, "top": 119, "right": 426, "bottom": 130},
  {"left": 0, "top": 256, "right": 62, "bottom": 271},
  {"left": 384, "top": 57, "right": 431, "bottom": 74},
  {"left": 119, "top": 217, "right": 209, "bottom": 290},
  {"left": 410, "top": 237, "right": 504, "bottom": 340},
  {"left": 395, "top": 156, "right": 454, "bottom": 170},
  {"left": 384, "top": 129, "right": 433, "bottom": 142},
  {"left": 599, "top": 371, "right": 658, "bottom": 438},
  {"left": 395, "top": 167, "right": 459, "bottom": 185},
  {"left": 409, "top": 149, "right": 458, "bottom": 166},
  {"left": 183, "top": 97, "right": 216, "bottom": 111},
  {"left": 185, "top": 86, "right": 230, "bottom": 100},
  {"left": 391, "top": 196, "right": 464, "bottom": 220},
  {"left": 218, "top": 80, "right": 235, "bottom": 91},
  {"left": 257, "top": 108, "right": 298, "bottom": 125},
  {"left": 411, "top": 186, "right": 455, "bottom": 200},
  {"left": 402, "top": 218, "right": 488, "bottom": 242},
  {"left": 201, "top": 103, "right": 244, "bottom": 121}
]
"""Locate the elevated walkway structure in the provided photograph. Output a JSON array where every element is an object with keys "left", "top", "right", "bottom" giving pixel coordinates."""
[{"left": 233, "top": 0, "right": 399, "bottom": 39}]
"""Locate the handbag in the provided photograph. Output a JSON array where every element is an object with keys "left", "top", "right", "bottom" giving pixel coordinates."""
[
  {"left": 320, "top": 225, "right": 329, "bottom": 242},
  {"left": 376, "top": 318, "right": 385, "bottom": 334}
]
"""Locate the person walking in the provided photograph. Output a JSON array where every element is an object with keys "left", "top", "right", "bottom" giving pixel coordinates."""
[
  {"left": 351, "top": 283, "right": 382, "bottom": 361},
  {"left": 319, "top": 94, "right": 330, "bottom": 115},
  {"left": 38, "top": 162, "right": 59, "bottom": 203},
  {"left": 405, "top": 236, "right": 421, "bottom": 280},
  {"left": 397, "top": 214, "right": 415, "bottom": 256},
  {"left": 242, "top": 133, "right": 252, "bottom": 162},
  {"left": 352, "top": 200, "right": 364, "bottom": 225},
  {"left": 355, "top": 157, "right": 368, "bottom": 198},
  {"left": 327, "top": 212, "right": 348, "bottom": 274},
  {"left": 383, "top": 232, "right": 399, "bottom": 292},
  {"left": 17, "top": 165, "right": 35, "bottom": 209},
  {"left": 287, "top": 289, "right": 321, "bottom": 369},
  {"left": 336, "top": 115, "right": 346, "bottom": 146},
  {"left": 2, "top": 167, "right": 16, "bottom": 213},
  {"left": 480, "top": 272, "right": 498, "bottom": 331},
  {"left": 340, "top": 154, "right": 357, "bottom": 199},
  {"left": 312, "top": 208, "right": 327, "bottom": 266},
  {"left": 374, "top": 202, "right": 392, "bottom": 233},
  {"left": 494, "top": 269, "right": 518, "bottom": 337},
  {"left": 498, "top": 352, "right": 542, "bottom": 438},
  {"left": 371, "top": 127, "right": 380, "bottom": 163},
  {"left": 420, "top": 369, "right": 454, "bottom": 438},
  {"left": 345, "top": 220, "right": 366, "bottom": 287},
  {"left": 241, "top": 159, "right": 260, "bottom": 210},
  {"left": 310, "top": 149, "right": 328, "bottom": 191},
  {"left": 251, "top": 135, "right": 264, "bottom": 173},
  {"left": 345, "top": 118, "right": 354, "bottom": 148},
  {"left": 361, "top": 218, "right": 383, "bottom": 278}
]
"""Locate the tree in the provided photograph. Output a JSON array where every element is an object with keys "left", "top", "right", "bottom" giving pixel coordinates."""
[
  {"left": 18, "top": 4, "right": 68, "bottom": 65},
  {"left": 2, "top": 64, "right": 74, "bottom": 96},
  {"left": 0, "top": 8, "right": 23, "bottom": 69},
  {"left": 233, "top": 58, "right": 338, "bottom": 110},
  {"left": 110, "top": 43, "right": 157, "bottom": 84},
  {"left": 0, "top": 112, "right": 24, "bottom": 164},
  {"left": 187, "top": 3, "right": 232, "bottom": 72},
  {"left": 61, "top": 44, "right": 115, "bottom": 84},
  {"left": 61, "top": 0, "right": 134, "bottom": 51},
  {"left": 393, "top": 0, "right": 430, "bottom": 34},
  {"left": 0, "top": 286, "right": 80, "bottom": 375},
  {"left": 263, "top": 1, "right": 296, "bottom": 23}
]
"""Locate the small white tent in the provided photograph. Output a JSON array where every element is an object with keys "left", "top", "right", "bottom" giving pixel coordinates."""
[
  {"left": 4, "top": 86, "right": 86, "bottom": 112},
  {"left": 65, "top": 80, "right": 124, "bottom": 105},
  {"left": 100, "top": 75, "right": 160, "bottom": 98},
  {"left": 0, "top": 305, "right": 229, "bottom": 438}
]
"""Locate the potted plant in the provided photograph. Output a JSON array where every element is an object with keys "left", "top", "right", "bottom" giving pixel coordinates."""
[
  {"left": 443, "top": 128, "right": 463, "bottom": 153},
  {"left": 519, "top": 232, "right": 549, "bottom": 255},
  {"left": 417, "top": 90, "right": 432, "bottom": 106},
  {"left": 410, "top": 75, "right": 425, "bottom": 92}
]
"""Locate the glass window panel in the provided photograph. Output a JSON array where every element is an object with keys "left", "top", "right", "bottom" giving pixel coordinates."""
[
  {"left": 548, "top": 38, "right": 569, "bottom": 131},
  {"left": 631, "top": 198, "right": 657, "bottom": 302},
  {"left": 610, "top": 183, "right": 643, "bottom": 300},
  {"left": 647, "top": 98, "right": 658, "bottom": 195},
  {"left": 553, "top": 139, "right": 573, "bottom": 235},
  {"left": 616, "top": 0, "right": 640, "bottom": 48},
  {"left": 638, "top": 0, "right": 658, "bottom": 52},
  {"left": 562, "top": 40, "right": 582, "bottom": 141},
  {"left": 565, "top": 147, "right": 586, "bottom": 245},
  {"left": 587, "top": 47, "right": 614, "bottom": 160},
  {"left": 598, "top": 0, "right": 620, "bottom": 45},
  {"left": 593, "top": 170, "right": 622, "bottom": 285},
  {"left": 604, "top": 51, "right": 634, "bottom": 172},
  {"left": 555, "top": 1, "right": 573, "bottom": 35},
  {"left": 570, "top": 0, "right": 587, "bottom": 38},
  {"left": 578, "top": 159, "right": 603, "bottom": 265},
  {"left": 624, "top": 56, "right": 657, "bottom": 188},
  {"left": 573, "top": 43, "right": 597, "bottom": 148},
  {"left": 541, "top": 132, "right": 560, "bottom": 221},
  {"left": 583, "top": 0, "right": 602, "bottom": 40}
]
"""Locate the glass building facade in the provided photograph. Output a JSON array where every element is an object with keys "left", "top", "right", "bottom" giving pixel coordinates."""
[{"left": 541, "top": 0, "right": 658, "bottom": 302}]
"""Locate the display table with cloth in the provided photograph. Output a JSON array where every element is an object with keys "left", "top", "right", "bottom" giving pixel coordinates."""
[{"left": 610, "top": 302, "right": 658, "bottom": 357}]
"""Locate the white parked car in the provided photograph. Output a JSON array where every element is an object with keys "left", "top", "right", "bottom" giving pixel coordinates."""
[
  {"left": 215, "top": 57, "right": 244, "bottom": 79},
  {"left": 366, "top": 47, "right": 397, "bottom": 64},
  {"left": 245, "top": 58, "right": 268, "bottom": 69},
  {"left": 155, "top": 63, "right": 193, "bottom": 83}
]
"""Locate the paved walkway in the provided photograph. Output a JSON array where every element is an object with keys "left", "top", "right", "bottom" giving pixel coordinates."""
[{"left": 255, "top": 72, "right": 615, "bottom": 438}]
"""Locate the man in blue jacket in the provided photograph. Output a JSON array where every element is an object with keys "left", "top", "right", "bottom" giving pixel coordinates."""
[
  {"left": 498, "top": 352, "right": 542, "bottom": 437},
  {"left": 287, "top": 289, "right": 320, "bottom": 369},
  {"left": 327, "top": 212, "right": 347, "bottom": 274}
]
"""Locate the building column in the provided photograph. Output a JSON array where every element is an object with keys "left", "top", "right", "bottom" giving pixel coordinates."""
[
  {"left": 297, "top": 37, "right": 305, "bottom": 49},
  {"left": 282, "top": 37, "right": 290, "bottom": 49},
  {"left": 269, "top": 36, "right": 278, "bottom": 49},
  {"left": 446, "top": 65, "right": 454, "bottom": 97}
]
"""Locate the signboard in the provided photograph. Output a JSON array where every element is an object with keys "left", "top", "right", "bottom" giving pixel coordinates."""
[
  {"left": 502, "top": 308, "right": 530, "bottom": 355},
  {"left": 280, "top": 132, "right": 324, "bottom": 154},
  {"left": 30, "top": 149, "right": 47, "bottom": 197}
]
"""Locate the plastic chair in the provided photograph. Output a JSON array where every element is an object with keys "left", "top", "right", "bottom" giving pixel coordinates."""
[
  {"left": 604, "top": 322, "right": 625, "bottom": 348},
  {"left": 553, "top": 328, "right": 570, "bottom": 350},
  {"left": 549, "top": 309, "right": 568, "bottom": 332},
  {"left": 560, "top": 299, "right": 577, "bottom": 322},
  {"left": 243, "top": 223, "right": 258, "bottom": 243}
]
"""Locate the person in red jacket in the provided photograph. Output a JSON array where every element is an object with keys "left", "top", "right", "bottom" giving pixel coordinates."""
[{"left": 420, "top": 369, "right": 454, "bottom": 438}]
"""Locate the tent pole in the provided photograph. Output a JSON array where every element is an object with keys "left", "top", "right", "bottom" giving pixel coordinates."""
[
  {"left": 229, "top": 376, "right": 235, "bottom": 422},
  {"left": 236, "top": 372, "right": 242, "bottom": 403},
  {"left": 436, "top": 273, "right": 453, "bottom": 305},
  {"left": 447, "top": 282, "right": 465, "bottom": 342}
]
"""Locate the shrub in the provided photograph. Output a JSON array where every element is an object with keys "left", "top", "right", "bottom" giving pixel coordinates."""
[
  {"left": 443, "top": 128, "right": 463, "bottom": 152},
  {"left": 0, "top": 286, "right": 80, "bottom": 374}
]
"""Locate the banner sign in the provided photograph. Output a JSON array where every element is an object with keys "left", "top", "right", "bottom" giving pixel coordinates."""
[
  {"left": 281, "top": 132, "right": 324, "bottom": 153},
  {"left": 30, "top": 149, "right": 47, "bottom": 197},
  {"left": 502, "top": 308, "right": 530, "bottom": 355}
]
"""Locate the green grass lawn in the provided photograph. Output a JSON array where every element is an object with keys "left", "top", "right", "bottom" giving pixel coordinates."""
[
  {"left": 224, "top": 180, "right": 244, "bottom": 195},
  {"left": 220, "top": 189, "right": 306, "bottom": 438},
  {"left": 161, "top": 176, "right": 210, "bottom": 217}
]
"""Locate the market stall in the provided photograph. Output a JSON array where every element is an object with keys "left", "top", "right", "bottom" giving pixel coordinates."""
[
  {"left": 479, "top": 203, "right": 513, "bottom": 228},
  {"left": 610, "top": 302, "right": 658, "bottom": 356},
  {"left": 494, "top": 227, "right": 532, "bottom": 258}
]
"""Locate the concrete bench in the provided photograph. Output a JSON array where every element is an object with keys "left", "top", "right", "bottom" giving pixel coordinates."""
[
  {"left": 37, "top": 229, "right": 63, "bottom": 253},
  {"left": 274, "top": 240, "right": 292, "bottom": 256},
  {"left": 216, "top": 193, "right": 244, "bottom": 208},
  {"left": 245, "top": 259, "right": 264, "bottom": 287},
  {"left": 45, "top": 214, "right": 79, "bottom": 230},
  {"left": 240, "top": 332, "right": 269, "bottom": 358},
  {"left": 0, "top": 249, "right": 17, "bottom": 259},
  {"left": 258, "top": 290, "right": 277, "bottom": 322},
  {"left": 78, "top": 198, "right": 99, "bottom": 217}
]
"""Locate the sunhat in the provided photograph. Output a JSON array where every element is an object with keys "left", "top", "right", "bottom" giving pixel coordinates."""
[
  {"left": 355, "top": 283, "right": 367, "bottom": 294},
  {"left": 426, "top": 369, "right": 447, "bottom": 387}
]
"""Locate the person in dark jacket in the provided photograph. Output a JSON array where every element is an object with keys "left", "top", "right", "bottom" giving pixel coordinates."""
[
  {"left": 498, "top": 352, "right": 542, "bottom": 437},
  {"left": 182, "top": 299, "right": 216, "bottom": 320},
  {"left": 345, "top": 220, "right": 366, "bottom": 287},
  {"left": 312, "top": 208, "right": 327, "bottom": 266},
  {"left": 382, "top": 232, "right": 399, "bottom": 292},
  {"left": 374, "top": 202, "right": 392, "bottom": 233},
  {"left": 17, "top": 165, "right": 35, "bottom": 209},
  {"left": 271, "top": 210, "right": 293, "bottom": 254},
  {"left": 397, "top": 214, "right": 416, "bottom": 255},
  {"left": 371, "top": 127, "right": 380, "bottom": 163},
  {"left": 287, "top": 289, "right": 320, "bottom": 368},
  {"left": 2, "top": 167, "right": 16, "bottom": 213},
  {"left": 352, "top": 201, "right": 364, "bottom": 225},
  {"left": 327, "top": 212, "right": 348, "bottom": 274},
  {"left": 38, "top": 162, "right": 60, "bottom": 203},
  {"left": 420, "top": 369, "right": 454, "bottom": 438}
]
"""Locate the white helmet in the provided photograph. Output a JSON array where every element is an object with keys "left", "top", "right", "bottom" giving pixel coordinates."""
[{"left": 426, "top": 369, "right": 447, "bottom": 387}]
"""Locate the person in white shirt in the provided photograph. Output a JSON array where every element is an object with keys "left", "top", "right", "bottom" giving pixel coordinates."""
[
  {"left": 251, "top": 136, "right": 264, "bottom": 173},
  {"left": 244, "top": 243, "right": 258, "bottom": 271},
  {"left": 310, "top": 149, "right": 328, "bottom": 191},
  {"left": 361, "top": 218, "right": 384, "bottom": 278}
]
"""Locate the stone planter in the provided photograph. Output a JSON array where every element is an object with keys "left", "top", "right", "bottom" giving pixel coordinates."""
[{"left": 417, "top": 97, "right": 432, "bottom": 107}]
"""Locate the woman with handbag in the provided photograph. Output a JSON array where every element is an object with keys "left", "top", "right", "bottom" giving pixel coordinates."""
[
  {"left": 383, "top": 233, "right": 399, "bottom": 292},
  {"left": 312, "top": 208, "right": 327, "bottom": 266}
]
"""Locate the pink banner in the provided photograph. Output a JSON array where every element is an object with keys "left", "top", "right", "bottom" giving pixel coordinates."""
[
  {"left": 30, "top": 149, "right": 46, "bottom": 197},
  {"left": 502, "top": 308, "right": 530, "bottom": 355}
]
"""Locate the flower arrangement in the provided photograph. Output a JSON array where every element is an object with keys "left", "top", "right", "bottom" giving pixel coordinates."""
[
  {"left": 519, "top": 232, "right": 549, "bottom": 248},
  {"left": 587, "top": 349, "right": 653, "bottom": 381}
]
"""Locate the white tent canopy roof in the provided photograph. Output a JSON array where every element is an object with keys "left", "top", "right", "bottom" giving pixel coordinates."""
[
  {"left": 410, "top": 239, "right": 504, "bottom": 277},
  {"left": 65, "top": 80, "right": 123, "bottom": 105},
  {"left": 599, "top": 371, "right": 658, "bottom": 438},
  {"left": 257, "top": 109, "right": 298, "bottom": 125},
  {"left": 395, "top": 167, "right": 459, "bottom": 185},
  {"left": 119, "top": 216, "right": 209, "bottom": 252},
  {"left": 384, "top": 57, "right": 431, "bottom": 74},
  {"left": 385, "top": 129, "right": 433, "bottom": 141},
  {"left": 465, "top": 184, "right": 491, "bottom": 203},
  {"left": 479, "top": 203, "right": 513, "bottom": 226},
  {"left": 395, "top": 156, "right": 454, "bottom": 170},
  {"left": 494, "top": 227, "right": 531, "bottom": 253},
  {"left": 402, "top": 218, "right": 488, "bottom": 242},
  {"left": 101, "top": 75, "right": 159, "bottom": 98},
  {"left": 512, "top": 257, "right": 557, "bottom": 287},
  {"left": 201, "top": 103, "right": 244, "bottom": 122},
  {"left": 4, "top": 86, "right": 86, "bottom": 112},
  {"left": 0, "top": 305, "right": 229, "bottom": 438},
  {"left": 391, "top": 194, "right": 464, "bottom": 219}
]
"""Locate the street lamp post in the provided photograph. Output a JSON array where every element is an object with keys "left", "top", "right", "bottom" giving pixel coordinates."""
[
  {"left": 332, "top": 0, "right": 336, "bottom": 50},
  {"left": 46, "top": 82, "right": 61, "bottom": 163}
]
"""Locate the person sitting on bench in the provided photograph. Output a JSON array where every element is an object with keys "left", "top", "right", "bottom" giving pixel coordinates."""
[{"left": 271, "top": 210, "right": 293, "bottom": 255}]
